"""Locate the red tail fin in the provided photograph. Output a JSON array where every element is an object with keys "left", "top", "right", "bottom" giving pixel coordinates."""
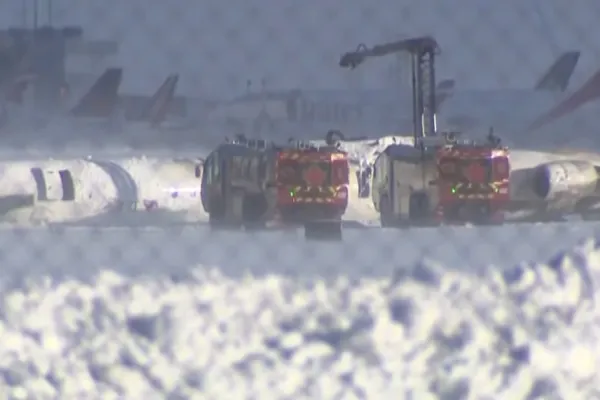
[
  {"left": 141, "top": 74, "right": 179, "bottom": 127},
  {"left": 529, "top": 68, "right": 600, "bottom": 130},
  {"left": 70, "top": 68, "right": 122, "bottom": 118}
]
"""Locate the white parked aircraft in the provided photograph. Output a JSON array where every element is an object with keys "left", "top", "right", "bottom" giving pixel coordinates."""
[
  {"left": 2, "top": 68, "right": 180, "bottom": 134},
  {"left": 200, "top": 51, "right": 588, "bottom": 139},
  {"left": 435, "top": 51, "right": 600, "bottom": 133}
]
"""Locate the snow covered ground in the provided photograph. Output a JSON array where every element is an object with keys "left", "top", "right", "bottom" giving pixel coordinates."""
[
  {"left": 1, "top": 225, "right": 600, "bottom": 398},
  {"left": 1, "top": 139, "right": 600, "bottom": 398}
]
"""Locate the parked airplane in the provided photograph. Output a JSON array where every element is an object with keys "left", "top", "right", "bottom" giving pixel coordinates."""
[
  {"left": 121, "top": 73, "right": 179, "bottom": 128},
  {"left": 203, "top": 51, "right": 584, "bottom": 136},
  {"left": 118, "top": 74, "right": 219, "bottom": 132},
  {"left": 534, "top": 50, "right": 582, "bottom": 92},
  {"left": 432, "top": 51, "right": 580, "bottom": 119},
  {"left": 68, "top": 67, "right": 123, "bottom": 121},
  {"left": 435, "top": 51, "right": 598, "bottom": 133},
  {"left": 2, "top": 68, "right": 180, "bottom": 134}
]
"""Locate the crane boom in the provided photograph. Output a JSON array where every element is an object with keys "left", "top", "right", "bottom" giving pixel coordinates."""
[{"left": 339, "top": 36, "right": 440, "bottom": 150}]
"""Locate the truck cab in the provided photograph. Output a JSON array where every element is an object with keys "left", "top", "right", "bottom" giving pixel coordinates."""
[
  {"left": 371, "top": 144, "right": 438, "bottom": 226},
  {"left": 201, "top": 141, "right": 274, "bottom": 227},
  {"left": 268, "top": 143, "right": 350, "bottom": 239},
  {"left": 201, "top": 138, "right": 350, "bottom": 239},
  {"left": 435, "top": 144, "right": 510, "bottom": 223},
  {"left": 275, "top": 146, "right": 349, "bottom": 223}
]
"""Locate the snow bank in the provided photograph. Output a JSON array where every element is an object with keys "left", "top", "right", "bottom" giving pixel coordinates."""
[
  {"left": 0, "top": 234, "right": 598, "bottom": 398},
  {"left": 119, "top": 157, "right": 203, "bottom": 213},
  {"left": 78, "top": 157, "right": 206, "bottom": 226},
  {"left": 311, "top": 135, "right": 413, "bottom": 165}
]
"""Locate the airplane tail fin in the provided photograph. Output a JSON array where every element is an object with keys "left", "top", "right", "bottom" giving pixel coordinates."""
[
  {"left": 534, "top": 51, "right": 580, "bottom": 91},
  {"left": 139, "top": 74, "right": 179, "bottom": 127},
  {"left": 70, "top": 68, "right": 122, "bottom": 118},
  {"left": 529, "top": 67, "right": 600, "bottom": 130}
]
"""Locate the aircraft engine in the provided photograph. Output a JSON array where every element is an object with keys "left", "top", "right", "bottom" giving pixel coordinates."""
[{"left": 532, "top": 161, "right": 600, "bottom": 202}]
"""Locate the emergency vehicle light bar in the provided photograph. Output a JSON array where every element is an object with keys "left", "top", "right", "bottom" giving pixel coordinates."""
[{"left": 225, "top": 134, "right": 344, "bottom": 153}]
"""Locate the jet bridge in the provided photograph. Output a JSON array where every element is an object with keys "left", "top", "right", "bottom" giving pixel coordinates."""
[{"left": 339, "top": 36, "right": 439, "bottom": 151}]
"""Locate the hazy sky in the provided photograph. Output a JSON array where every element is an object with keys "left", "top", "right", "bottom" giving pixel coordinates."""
[{"left": 2, "top": 0, "right": 600, "bottom": 97}]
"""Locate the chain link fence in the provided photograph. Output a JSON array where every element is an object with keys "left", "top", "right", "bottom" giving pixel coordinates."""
[
  {"left": 0, "top": 1, "right": 599, "bottom": 397},
  {"left": 4, "top": 0, "right": 591, "bottom": 261},
  {"left": 0, "top": 0, "right": 596, "bottom": 276}
]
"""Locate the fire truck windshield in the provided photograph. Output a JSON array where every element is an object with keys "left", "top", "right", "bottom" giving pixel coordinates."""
[
  {"left": 438, "top": 157, "right": 494, "bottom": 184},
  {"left": 277, "top": 159, "right": 331, "bottom": 186}
]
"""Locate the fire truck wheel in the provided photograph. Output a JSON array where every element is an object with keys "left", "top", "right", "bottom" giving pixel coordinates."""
[
  {"left": 304, "top": 221, "right": 342, "bottom": 241},
  {"left": 379, "top": 196, "right": 395, "bottom": 227},
  {"left": 409, "top": 192, "right": 430, "bottom": 221},
  {"left": 209, "top": 213, "right": 236, "bottom": 229},
  {"left": 208, "top": 204, "right": 240, "bottom": 230},
  {"left": 242, "top": 194, "right": 268, "bottom": 229},
  {"left": 208, "top": 202, "right": 224, "bottom": 225},
  {"left": 209, "top": 212, "right": 230, "bottom": 229},
  {"left": 483, "top": 210, "right": 505, "bottom": 226}
]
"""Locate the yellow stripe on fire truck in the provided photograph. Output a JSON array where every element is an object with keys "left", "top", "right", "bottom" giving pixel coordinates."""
[
  {"left": 292, "top": 186, "right": 337, "bottom": 195},
  {"left": 291, "top": 197, "right": 334, "bottom": 203},
  {"left": 279, "top": 152, "right": 347, "bottom": 162},
  {"left": 438, "top": 148, "right": 509, "bottom": 158},
  {"left": 455, "top": 181, "right": 508, "bottom": 191},
  {"left": 456, "top": 193, "right": 496, "bottom": 199}
]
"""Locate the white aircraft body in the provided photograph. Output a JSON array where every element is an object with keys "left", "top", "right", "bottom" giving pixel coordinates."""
[{"left": 201, "top": 51, "right": 598, "bottom": 141}]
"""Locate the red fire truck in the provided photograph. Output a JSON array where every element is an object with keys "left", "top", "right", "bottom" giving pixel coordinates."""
[
  {"left": 275, "top": 146, "right": 349, "bottom": 239},
  {"left": 201, "top": 137, "right": 349, "bottom": 239},
  {"left": 372, "top": 136, "right": 511, "bottom": 226},
  {"left": 434, "top": 143, "right": 510, "bottom": 224}
]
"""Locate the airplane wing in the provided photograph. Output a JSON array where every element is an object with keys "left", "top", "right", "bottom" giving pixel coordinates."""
[
  {"left": 534, "top": 51, "right": 581, "bottom": 92},
  {"left": 70, "top": 68, "right": 123, "bottom": 118}
]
